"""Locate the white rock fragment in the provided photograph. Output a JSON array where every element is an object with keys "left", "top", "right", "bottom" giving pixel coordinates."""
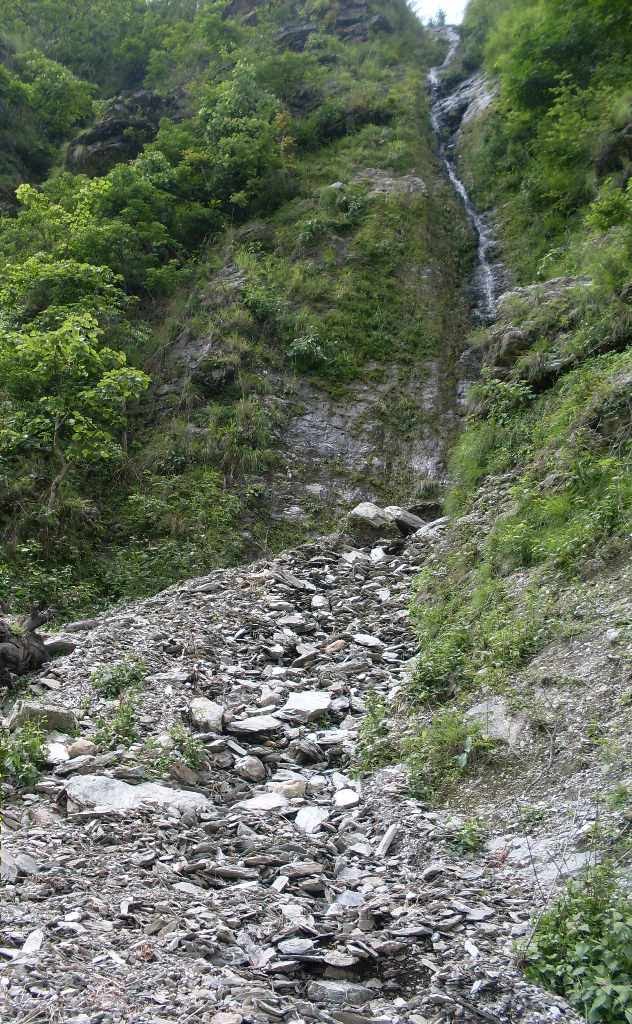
[
  {"left": 282, "top": 690, "right": 332, "bottom": 722},
  {"left": 228, "top": 714, "right": 282, "bottom": 734},
  {"left": 295, "top": 805, "right": 330, "bottom": 833},
  {"left": 236, "top": 792, "right": 290, "bottom": 812},
  {"left": 64, "top": 775, "right": 211, "bottom": 814},
  {"left": 333, "top": 788, "right": 359, "bottom": 809},
  {"left": 189, "top": 697, "right": 225, "bottom": 732}
]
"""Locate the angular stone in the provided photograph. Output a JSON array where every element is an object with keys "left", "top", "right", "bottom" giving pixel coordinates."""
[
  {"left": 44, "top": 737, "right": 70, "bottom": 765},
  {"left": 278, "top": 937, "right": 315, "bottom": 955},
  {"left": 43, "top": 637, "right": 77, "bottom": 656},
  {"left": 0, "top": 850, "right": 17, "bottom": 883},
  {"left": 383, "top": 505, "right": 425, "bottom": 534},
  {"left": 347, "top": 502, "right": 399, "bottom": 541},
  {"left": 64, "top": 774, "right": 211, "bottom": 813},
  {"left": 307, "top": 980, "right": 373, "bottom": 1006},
  {"left": 282, "top": 861, "right": 325, "bottom": 878},
  {"left": 333, "top": 788, "right": 359, "bottom": 809},
  {"left": 282, "top": 690, "right": 332, "bottom": 723},
  {"left": 64, "top": 619, "right": 99, "bottom": 632},
  {"left": 465, "top": 697, "right": 526, "bottom": 748},
  {"left": 190, "top": 697, "right": 225, "bottom": 732},
  {"left": 352, "top": 634, "right": 384, "bottom": 650},
  {"left": 295, "top": 805, "right": 329, "bottom": 833},
  {"left": 267, "top": 779, "right": 306, "bottom": 799},
  {"left": 7, "top": 703, "right": 78, "bottom": 736},
  {"left": 227, "top": 715, "right": 282, "bottom": 735},
  {"left": 236, "top": 792, "right": 289, "bottom": 812},
  {"left": 67, "top": 738, "right": 97, "bottom": 758},
  {"left": 234, "top": 755, "right": 266, "bottom": 782}
]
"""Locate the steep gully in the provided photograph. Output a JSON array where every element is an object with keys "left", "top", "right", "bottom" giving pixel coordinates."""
[
  {"left": 428, "top": 28, "right": 502, "bottom": 323},
  {"left": 1, "top": 30, "right": 578, "bottom": 1024}
]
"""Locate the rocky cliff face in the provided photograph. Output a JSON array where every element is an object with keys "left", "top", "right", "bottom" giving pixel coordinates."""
[{"left": 66, "top": 90, "right": 186, "bottom": 177}]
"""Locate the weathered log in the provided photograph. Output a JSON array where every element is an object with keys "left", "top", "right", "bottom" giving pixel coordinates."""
[{"left": 0, "top": 605, "right": 55, "bottom": 687}]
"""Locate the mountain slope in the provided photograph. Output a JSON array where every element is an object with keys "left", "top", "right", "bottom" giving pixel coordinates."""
[
  {"left": 1, "top": 2, "right": 631, "bottom": 1022},
  {"left": 0, "top": 0, "right": 472, "bottom": 618}
]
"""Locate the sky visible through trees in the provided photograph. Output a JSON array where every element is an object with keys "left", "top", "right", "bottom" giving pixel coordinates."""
[{"left": 413, "top": 0, "right": 466, "bottom": 24}]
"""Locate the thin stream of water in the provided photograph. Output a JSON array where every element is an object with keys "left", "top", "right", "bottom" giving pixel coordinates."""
[{"left": 428, "top": 28, "right": 498, "bottom": 322}]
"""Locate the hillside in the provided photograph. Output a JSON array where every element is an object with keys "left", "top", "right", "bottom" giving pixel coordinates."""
[
  {"left": 1, "top": 2, "right": 632, "bottom": 1023},
  {"left": 0, "top": 0, "right": 472, "bottom": 617}
]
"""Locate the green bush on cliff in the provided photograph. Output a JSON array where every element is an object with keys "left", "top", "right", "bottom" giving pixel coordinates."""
[
  {"left": 524, "top": 863, "right": 632, "bottom": 1024},
  {"left": 460, "top": 0, "right": 632, "bottom": 279}
]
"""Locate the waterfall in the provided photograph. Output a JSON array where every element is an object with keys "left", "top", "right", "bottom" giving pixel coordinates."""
[{"left": 428, "top": 28, "right": 501, "bottom": 323}]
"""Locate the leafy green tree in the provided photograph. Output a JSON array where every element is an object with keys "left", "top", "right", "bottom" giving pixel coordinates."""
[
  {"left": 0, "top": 312, "right": 149, "bottom": 511},
  {"left": 199, "top": 61, "right": 284, "bottom": 207}
]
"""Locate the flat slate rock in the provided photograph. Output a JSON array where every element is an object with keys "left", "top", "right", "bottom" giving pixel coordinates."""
[{"left": 64, "top": 774, "right": 212, "bottom": 813}]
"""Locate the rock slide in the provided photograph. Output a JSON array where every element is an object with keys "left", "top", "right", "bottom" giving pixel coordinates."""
[{"left": 1, "top": 515, "right": 579, "bottom": 1023}]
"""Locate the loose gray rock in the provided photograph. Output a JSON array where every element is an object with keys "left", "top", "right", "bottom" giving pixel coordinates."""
[
  {"left": 190, "top": 697, "right": 225, "bottom": 732},
  {"left": 307, "top": 981, "right": 374, "bottom": 1006},
  {"left": 64, "top": 775, "right": 211, "bottom": 813},
  {"left": 282, "top": 690, "right": 332, "bottom": 722},
  {"left": 7, "top": 702, "right": 78, "bottom": 735},
  {"left": 227, "top": 714, "right": 282, "bottom": 735}
]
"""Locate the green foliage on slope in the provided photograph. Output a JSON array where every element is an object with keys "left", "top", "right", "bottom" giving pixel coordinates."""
[
  {"left": 525, "top": 863, "right": 632, "bottom": 1024},
  {"left": 0, "top": 0, "right": 470, "bottom": 615},
  {"left": 406, "top": 0, "right": 632, "bottom": 713},
  {"left": 0, "top": 45, "right": 93, "bottom": 205},
  {"left": 460, "top": 0, "right": 632, "bottom": 280}
]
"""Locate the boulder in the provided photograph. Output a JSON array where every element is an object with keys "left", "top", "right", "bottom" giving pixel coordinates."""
[
  {"left": 66, "top": 89, "right": 184, "bottom": 177},
  {"left": 190, "top": 697, "right": 225, "bottom": 733},
  {"left": 281, "top": 690, "right": 332, "bottom": 723},
  {"left": 333, "top": 788, "right": 359, "bottom": 809},
  {"left": 64, "top": 774, "right": 211, "bottom": 814},
  {"left": 7, "top": 702, "right": 78, "bottom": 735},
  {"left": 383, "top": 505, "right": 425, "bottom": 534},
  {"left": 307, "top": 980, "right": 373, "bottom": 1006},
  {"left": 43, "top": 637, "right": 76, "bottom": 657},
  {"left": 295, "top": 805, "right": 329, "bottom": 833},
  {"left": 347, "top": 502, "right": 399, "bottom": 542},
  {"left": 236, "top": 792, "right": 289, "bottom": 812},
  {"left": 234, "top": 755, "right": 266, "bottom": 782},
  {"left": 227, "top": 714, "right": 282, "bottom": 735},
  {"left": 465, "top": 697, "right": 527, "bottom": 749},
  {"left": 67, "top": 738, "right": 97, "bottom": 758}
]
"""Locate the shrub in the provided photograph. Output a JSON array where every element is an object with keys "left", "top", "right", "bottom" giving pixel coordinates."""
[
  {"left": 447, "top": 817, "right": 487, "bottom": 854},
  {"left": 524, "top": 863, "right": 632, "bottom": 1024},
  {"left": 91, "top": 658, "right": 147, "bottom": 698},
  {"left": 169, "top": 723, "right": 207, "bottom": 770},
  {"left": 356, "top": 691, "right": 398, "bottom": 774},
  {"left": 411, "top": 567, "right": 547, "bottom": 703},
  {"left": 94, "top": 695, "right": 138, "bottom": 749},
  {"left": 0, "top": 722, "right": 44, "bottom": 788},
  {"left": 403, "top": 710, "right": 495, "bottom": 802}
]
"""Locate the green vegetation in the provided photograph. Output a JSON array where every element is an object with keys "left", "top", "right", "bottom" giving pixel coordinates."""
[
  {"left": 91, "top": 658, "right": 147, "bottom": 697},
  {"left": 411, "top": 564, "right": 548, "bottom": 702},
  {"left": 403, "top": 0, "right": 632, "bottom": 720},
  {"left": 447, "top": 817, "right": 487, "bottom": 854},
  {"left": 404, "top": 709, "right": 495, "bottom": 802},
  {"left": 169, "top": 723, "right": 207, "bottom": 770},
  {"left": 524, "top": 863, "right": 632, "bottom": 1024},
  {"left": 460, "top": 0, "right": 632, "bottom": 281},
  {"left": 141, "top": 723, "right": 208, "bottom": 777},
  {"left": 0, "top": 42, "right": 93, "bottom": 205},
  {"left": 0, "top": 722, "right": 45, "bottom": 788},
  {"left": 0, "top": 0, "right": 470, "bottom": 616},
  {"left": 94, "top": 694, "right": 138, "bottom": 749},
  {"left": 356, "top": 690, "right": 398, "bottom": 774}
]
